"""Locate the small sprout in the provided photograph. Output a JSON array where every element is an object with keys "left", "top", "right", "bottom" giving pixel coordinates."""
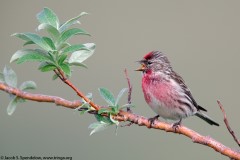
[
  {"left": 1, "top": 66, "right": 37, "bottom": 115},
  {"left": 98, "top": 87, "right": 128, "bottom": 114},
  {"left": 3, "top": 66, "right": 17, "bottom": 88},
  {"left": 89, "top": 87, "right": 130, "bottom": 135}
]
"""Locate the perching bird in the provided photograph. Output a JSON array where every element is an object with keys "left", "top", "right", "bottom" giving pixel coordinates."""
[{"left": 136, "top": 51, "right": 219, "bottom": 127}]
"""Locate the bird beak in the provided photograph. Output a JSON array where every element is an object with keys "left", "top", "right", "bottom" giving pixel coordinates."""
[{"left": 135, "top": 64, "right": 146, "bottom": 71}]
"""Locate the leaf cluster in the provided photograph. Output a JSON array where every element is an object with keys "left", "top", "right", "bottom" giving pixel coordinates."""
[
  {"left": 0, "top": 66, "right": 36, "bottom": 115},
  {"left": 5, "top": 7, "right": 134, "bottom": 136},
  {"left": 88, "top": 88, "right": 134, "bottom": 135},
  {"left": 10, "top": 7, "right": 95, "bottom": 79}
]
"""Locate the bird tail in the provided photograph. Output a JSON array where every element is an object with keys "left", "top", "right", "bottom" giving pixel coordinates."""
[{"left": 195, "top": 112, "right": 219, "bottom": 126}]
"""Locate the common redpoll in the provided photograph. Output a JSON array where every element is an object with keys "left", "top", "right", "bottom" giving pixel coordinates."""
[{"left": 136, "top": 51, "right": 219, "bottom": 127}]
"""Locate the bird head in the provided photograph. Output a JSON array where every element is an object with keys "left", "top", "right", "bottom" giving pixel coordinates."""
[{"left": 136, "top": 51, "right": 172, "bottom": 74}]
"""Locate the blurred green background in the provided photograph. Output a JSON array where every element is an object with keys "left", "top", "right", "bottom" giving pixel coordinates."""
[{"left": 1, "top": 1, "right": 240, "bottom": 159}]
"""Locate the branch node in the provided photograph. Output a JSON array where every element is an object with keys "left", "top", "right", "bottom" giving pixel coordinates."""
[{"left": 192, "top": 136, "right": 199, "bottom": 143}]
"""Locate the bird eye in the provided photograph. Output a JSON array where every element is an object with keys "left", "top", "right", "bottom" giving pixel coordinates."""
[{"left": 147, "top": 61, "right": 152, "bottom": 65}]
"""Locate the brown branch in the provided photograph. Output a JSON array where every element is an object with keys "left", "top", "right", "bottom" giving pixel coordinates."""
[
  {"left": 64, "top": 79, "right": 100, "bottom": 110},
  {"left": 217, "top": 100, "right": 240, "bottom": 147},
  {"left": 55, "top": 68, "right": 100, "bottom": 111},
  {"left": 0, "top": 83, "right": 82, "bottom": 108},
  {"left": 114, "top": 111, "right": 240, "bottom": 160},
  {"left": 0, "top": 82, "right": 240, "bottom": 159}
]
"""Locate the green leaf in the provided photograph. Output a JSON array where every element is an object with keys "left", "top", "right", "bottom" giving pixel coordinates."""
[
  {"left": 38, "top": 63, "right": 56, "bottom": 72},
  {"left": 16, "top": 98, "right": 26, "bottom": 103},
  {"left": 79, "top": 109, "right": 89, "bottom": 115},
  {"left": 35, "top": 48, "right": 49, "bottom": 55},
  {"left": 110, "top": 106, "right": 119, "bottom": 114},
  {"left": 42, "top": 37, "right": 56, "bottom": 50},
  {"left": 7, "top": 96, "right": 18, "bottom": 115},
  {"left": 36, "top": 7, "right": 59, "bottom": 29},
  {"left": 98, "top": 88, "right": 115, "bottom": 106},
  {"left": 13, "top": 33, "right": 53, "bottom": 51},
  {"left": 11, "top": 49, "right": 38, "bottom": 63},
  {"left": 88, "top": 121, "right": 112, "bottom": 136},
  {"left": 23, "top": 41, "right": 35, "bottom": 46},
  {"left": 46, "top": 51, "right": 55, "bottom": 62},
  {"left": 19, "top": 81, "right": 37, "bottom": 91},
  {"left": 68, "top": 43, "right": 95, "bottom": 64},
  {"left": 69, "top": 62, "right": 88, "bottom": 69},
  {"left": 37, "top": 23, "right": 60, "bottom": 40},
  {"left": 11, "top": 49, "right": 49, "bottom": 64},
  {"left": 3, "top": 66, "right": 17, "bottom": 88},
  {"left": 0, "top": 73, "right": 4, "bottom": 83},
  {"left": 12, "top": 33, "right": 31, "bottom": 41},
  {"left": 7, "top": 96, "right": 26, "bottom": 115},
  {"left": 60, "top": 63, "right": 71, "bottom": 76},
  {"left": 98, "top": 108, "right": 112, "bottom": 114},
  {"left": 115, "top": 88, "right": 128, "bottom": 106},
  {"left": 61, "top": 44, "right": 88, "bottom": 55},
  {"left": 52, "top": 74, "right": 59, "bottom": 80},
  {"left": 58, "top": 54, "right": 68, "bottom": 65},
  {"left": 94, "top": 114, "right": 112, "bottom": 123},
  {"left": 58, "top": 28, "right": 90, "bottom": 44},
  {"left": 57, "top": 42, "right": 71, "bottom": 51},
  {"left": 59, "top": 12, "right": 88, "bottom": 32},
  {"left": 16, "top": 52, "right": 52, "bottom": 64}
]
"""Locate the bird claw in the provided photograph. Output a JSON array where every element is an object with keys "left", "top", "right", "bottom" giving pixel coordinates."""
[
  {"left": 148, "top": 115, "right": 160, "bottom": 128},
  {"left": 172, "top": 119, "right": 182, "bottom": 132}
]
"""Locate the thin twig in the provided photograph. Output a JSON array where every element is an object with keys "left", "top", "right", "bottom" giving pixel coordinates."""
[
  {"left": 123, "top": 69, "right": 133, "bottom": 127},
  {"left": 217, "top": 100, "right": 240, "bottom": 147},
  {"left": 53, "top": 69, "right": 64, "bottom": 81},
  {"left": 56, "top": 68, "right": 100, "bottom": 111},
  {"left": 124, "top": 69, "right": 132, "bottom": 111}
]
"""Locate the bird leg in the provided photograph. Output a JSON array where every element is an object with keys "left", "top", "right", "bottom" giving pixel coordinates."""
[
  {"left": 172, "top": 119, "right": 182, "bottom": 132},
  {"left": 148, "top": 115, "right": 160, "bottom": 128}
]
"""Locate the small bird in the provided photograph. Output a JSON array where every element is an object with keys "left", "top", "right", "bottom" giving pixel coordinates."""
[{"left": 136, "top": 51, "right": 219, "bottom": 127}]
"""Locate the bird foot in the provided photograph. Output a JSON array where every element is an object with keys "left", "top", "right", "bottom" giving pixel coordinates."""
[
  {"left": 172, "top": 119, "right": 182, "bottom": 132},
  {"left": 148, "top": 115, "right": 160, "bottom": 128}
]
